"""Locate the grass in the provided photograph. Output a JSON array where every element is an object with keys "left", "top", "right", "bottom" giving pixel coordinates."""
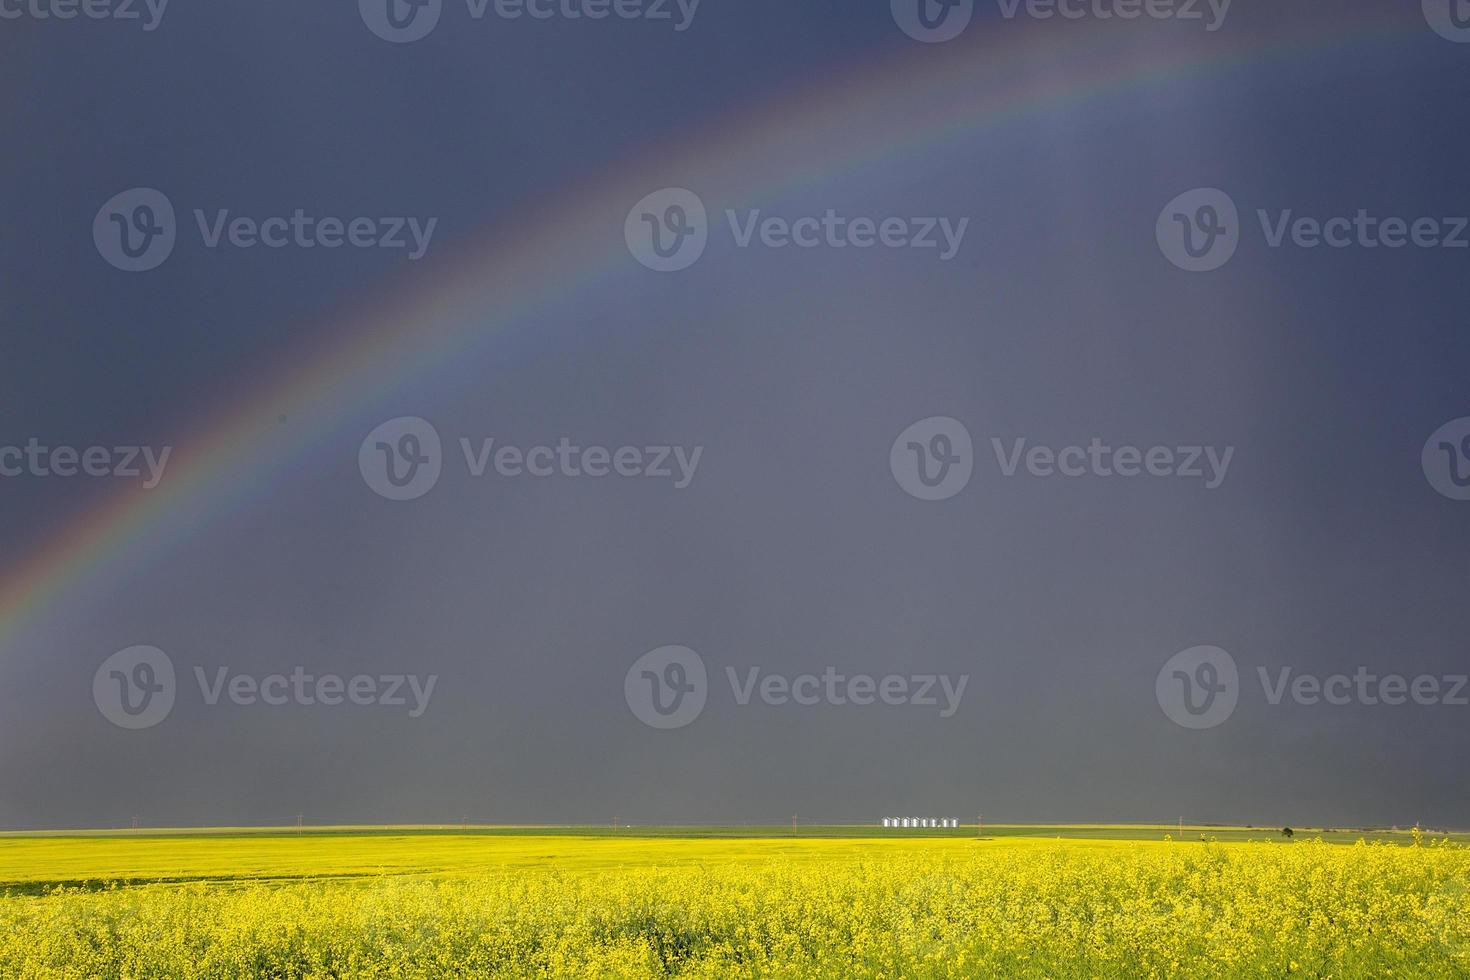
[{"left": 2, "top": 826, "right": 1468, "bottom": 977}]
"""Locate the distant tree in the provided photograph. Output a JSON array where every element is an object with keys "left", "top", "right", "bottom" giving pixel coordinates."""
[{"left": 1281, "top": 827, "right": 1294, "bottom": 839}]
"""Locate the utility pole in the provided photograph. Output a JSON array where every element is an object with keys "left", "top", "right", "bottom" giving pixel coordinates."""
[
  {"left": 132, "top": 815, "right": 138, "bottom": 831},
  {"left": 792, "top": 813, "right": 797, "bottom": 837},
  {"left": 1179, "top": 816, "right": 1184, "bottom": 837},
  {"left": 977, "top": 814, "right": 983, "bottom": 839},
  {"left": 296, "top": 814, "right": 304, "bottom": 832}
]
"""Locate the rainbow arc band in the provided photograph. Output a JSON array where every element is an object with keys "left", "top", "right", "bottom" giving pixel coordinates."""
[{"left": 0, "top": 8, "right": 1415, "bottom": 648}]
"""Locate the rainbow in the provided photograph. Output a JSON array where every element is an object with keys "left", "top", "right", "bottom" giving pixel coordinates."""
[{"left": 0, "top": 7, "right": 1418, "bottom": 648}]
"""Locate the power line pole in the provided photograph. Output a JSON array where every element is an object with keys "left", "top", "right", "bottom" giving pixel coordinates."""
[
  {"left": 296, "top": 814, "right": 304, "bottom": 832},
  {"left": 792, "top": 813, "right": 797, "bottom": 837}
]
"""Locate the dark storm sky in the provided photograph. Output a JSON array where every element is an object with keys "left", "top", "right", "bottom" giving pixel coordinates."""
[{"left": 2, "top": 1, "right": 1470, "bottom": 829}]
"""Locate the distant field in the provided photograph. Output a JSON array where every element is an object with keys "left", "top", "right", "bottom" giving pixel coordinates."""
[
  {"left": 2, "top": 826, "right": 1468, "bottom": 977},
  {"left": 0, "top": 824, "right": 1463, "bottom": 889}
]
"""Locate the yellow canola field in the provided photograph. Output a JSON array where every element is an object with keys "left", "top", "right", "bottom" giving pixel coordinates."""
[{"left": 1, "top": 833, "right": 1467, "bottom": 978}]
